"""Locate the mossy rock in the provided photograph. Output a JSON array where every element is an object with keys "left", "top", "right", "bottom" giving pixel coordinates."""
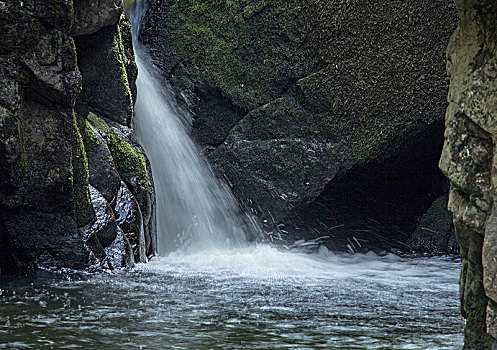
[
  {"left": 71, "top": 112, "right": 93, "bottom": 227},
  {"left": 106, "top": 128, "right": 152, "bottom": 194},
  {"left": 142, "top": 0, "right": 458, "bottom": 241},
  {"left": 0, "top": 1, "right": 156, "bottom": 273},
  {"left": 76, "top": 112, "right": 121, "bottom": 203},
  {"left": 119, "top": 18, "right": 138, "bottom": 105},
  {"left": 74, "top": 23, "right": 134, "bottom": 125}
]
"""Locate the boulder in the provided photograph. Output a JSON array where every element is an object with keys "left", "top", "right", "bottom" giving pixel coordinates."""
[
  {"left": 72, "top": 0, "right": 122, "bottom": 36},
  {"left": 140, "top": 0, "right": 458, "bottom": 251},
  {"left": 74, "top": 22, "right": 135, "bottom": 125}
]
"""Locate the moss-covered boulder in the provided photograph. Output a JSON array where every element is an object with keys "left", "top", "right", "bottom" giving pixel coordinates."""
[{"left": 141, "top": 0, "right": 457, "bottom": 250}]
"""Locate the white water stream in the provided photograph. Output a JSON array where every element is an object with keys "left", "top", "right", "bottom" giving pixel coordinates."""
[{"left": 131, "top": 2, "right": 259, "bottom": 255}]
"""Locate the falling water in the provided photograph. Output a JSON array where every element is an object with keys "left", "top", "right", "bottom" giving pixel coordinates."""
[{"left": 129, "top": 1, "right": 256, "bottom": 254}]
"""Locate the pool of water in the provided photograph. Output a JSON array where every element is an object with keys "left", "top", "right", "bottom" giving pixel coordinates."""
[{"left": 0, "top": 245, "right": 463, "bottom": 349}]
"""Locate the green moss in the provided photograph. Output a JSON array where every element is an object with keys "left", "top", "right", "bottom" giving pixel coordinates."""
[
  {"left": 114, "top": 23, "right": 134, "bottom": 119},
  {"left": 149, "top": 0, "right": 456, "bottom": 167},
  {"left": 158, "top": 0, "right": 312, "bottom": 110},
  {"left": 119, "top": 18, "right": 138, "bottom": 104},
  {"left": 86, "top": 112, "right": 110, "bottom": 134},
  {"left": 242, "top": 0, "right": 268, "bottom": 20},
  {"left": 75, "top": 113, "right": 99, "bottom": 156},
  {"left": 71, "top": 112, "right": 93, "bottom": 227},
  {"left": 106, "top": 131, "right": 152, "bottom": 193}
]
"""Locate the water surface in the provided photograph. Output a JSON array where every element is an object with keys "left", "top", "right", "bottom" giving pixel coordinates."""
[{"left": 0, "top": 246, "right": 463, "bottom": 349}]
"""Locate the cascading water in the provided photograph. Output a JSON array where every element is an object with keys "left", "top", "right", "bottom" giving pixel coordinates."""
[{"left": 129, "top": 1, "right": 258, "bottom": 254}]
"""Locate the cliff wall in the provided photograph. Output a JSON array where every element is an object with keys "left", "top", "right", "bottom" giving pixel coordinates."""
[
  {"left": 439, "top": 1, "right": 497, "bottom": 348},
  {"left": 0, "top": 0, "right": 156, "bottom": 274}
]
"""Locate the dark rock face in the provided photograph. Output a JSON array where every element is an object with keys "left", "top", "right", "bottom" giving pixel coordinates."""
[
  {"left": 0, "top": 0, "right": 156, "bottom": 274},
  {"left": 409, "top": 194, "right": 458, "bottom": 254},
  {"left": 75, "top": 23, "right": 134, "bottom": 125},
  {"left": 141, "top": 0, "right": 457, "bottom": 251},
  {"left": 439, "top": 1, "right": 497, "bottom": 348},
  {"left": 72, "top": 0, "right": 123, "bottom": 36}
]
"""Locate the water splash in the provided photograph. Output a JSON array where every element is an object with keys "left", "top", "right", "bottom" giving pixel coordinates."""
[{"left": 129, "top": 1, "right": 258, "bottom": 254}]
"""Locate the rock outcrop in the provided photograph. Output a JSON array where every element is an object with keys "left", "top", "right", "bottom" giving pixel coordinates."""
[
  {"left": 0, "top": 0, "right": 156, "bottom": 274},
  {"left": 439, "top": 1, "right": 497, "bottom": 348},
  {"left": 140, "top": 0, "right": 457, "bottom": 251}
]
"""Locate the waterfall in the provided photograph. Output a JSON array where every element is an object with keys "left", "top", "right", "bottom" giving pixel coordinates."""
[{"left": 129, "top": 1, "right": 258, "bottom": 254}]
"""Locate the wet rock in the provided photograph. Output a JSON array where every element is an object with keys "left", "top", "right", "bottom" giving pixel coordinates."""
[
  {"left": 78, "top": 114, "right": 122, "bottom": 202},
  {"left": 21, "top": 30, "right": 81, "bottom": 105},
  {"left": 142, "top": 0, "right": 458, "bottom": 251},
  {"left": 0, "top": 1, "right": 156, "bottom": 274},
  {"left": 82, "top": 185, "right": 135, "bottom": 270},
  {"left": 212, "top": 95, "right": 338, "bottom": 220},
  {"left": 113, "top": 181, "right": 147, "bottom": 263},
  {"left": 105, "top": 124, "right": 156, "bottom": 256},
  {"left": 74, "top": 22, "right": 134, "bottom": 125},
  {"left": 409, "top": 194, "right": 458, "bottom": 254},
  {"left": 88, "top": 185, "right": 118, "bottom": 247},
  {"left": 72, "top": 0, "right": 122, "bottom": 37},
  {"left": 78, "top": 110, "right": 156, "bottom": 259},
  {"left": 105, "top": 226, "right": 135, "bottom": 269},
  {"left": 439, "top": 0, "right": 497, "bottom": 346},
  {"left": 3, "top": 210, "right": 89, "bottom": 270}
]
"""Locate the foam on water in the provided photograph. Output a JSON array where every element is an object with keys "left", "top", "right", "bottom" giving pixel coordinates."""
[
  {"left": 136, "top": 244, "right": 458, "bottom": 290},
  {"left": 0, "top": 251, "right": 463, "bottom": 349}
]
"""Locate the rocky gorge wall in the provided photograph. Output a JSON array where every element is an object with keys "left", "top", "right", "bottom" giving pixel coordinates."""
[
  {"left": 0, "top": 0, "right": 156, "bottom": 274},
  {"left": 140, "top": 0, "right": 458, "bottom": 253},
  {"left": 439, "top": 0, "right": 497, "bottom": 348}
]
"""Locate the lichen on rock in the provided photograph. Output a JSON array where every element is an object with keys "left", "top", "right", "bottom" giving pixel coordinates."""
[{"left": 439, "top": 0, "right": 497, "bottom": 347}]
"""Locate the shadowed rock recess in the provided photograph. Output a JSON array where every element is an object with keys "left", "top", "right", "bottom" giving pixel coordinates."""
[
  {"left": 439, "top": 1, "right": 497, "bottom": 348},
  {"left": 140, "top": 0, "right": 458, "bottom": 252},
  {"left": 0, "top": 0, "right": 156, "bottom": 275}
]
